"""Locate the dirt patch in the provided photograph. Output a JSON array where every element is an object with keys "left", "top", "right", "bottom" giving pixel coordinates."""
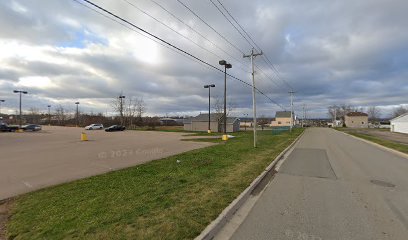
[{"left": 0, "top": 200, "right": 13, "bottom": 240}]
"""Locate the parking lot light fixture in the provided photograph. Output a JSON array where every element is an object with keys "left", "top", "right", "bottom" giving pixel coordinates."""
[
  {"left": 119, "top": 95, "right": 125, "bottom": 125},
  {"left": 13, "top": 90, "right": 28, "bottom": 127},
  {"left": 75, "top": 102, "right": 80, "bottom": 127},
  {"left": 204, "top": 84, "right": 216, "bottom": 133},
  {"left": 0, "top": 100, "right": 5, "bottom": 115},
  {"left": 218, "top": 60, "right": 232, "bottom": 140},
  {"left": 47, "top": 105, "right": 51, "bottom": 126}
]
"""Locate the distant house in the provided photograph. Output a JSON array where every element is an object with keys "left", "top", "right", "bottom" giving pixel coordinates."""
[
  {"left": 183, "top": 113, "right": 240, "bottom": 132},
  {"left": 345, "top": 112, "right": 368, "bottom": 128},
  {"left": 270, "top": 111, "right": 293, "bottom": 127},
  {"left": 390, "top": 113, "right": 408, "bottom": 134}
]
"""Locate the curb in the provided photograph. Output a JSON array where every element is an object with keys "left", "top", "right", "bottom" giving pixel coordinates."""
[
  {"left": 194, "top": 130, "right": 305, "bottom": 240},
  {"left": 336, "top": 130, "right": 408, "bottom": 160}
]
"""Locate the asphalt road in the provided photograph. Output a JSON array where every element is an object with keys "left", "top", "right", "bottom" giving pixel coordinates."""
[
  {"left": 229, "top": 128, "right": 408, "bottom": 240},
  {"left": 0, "top": 126, "right": 212, "bottom": 200}
]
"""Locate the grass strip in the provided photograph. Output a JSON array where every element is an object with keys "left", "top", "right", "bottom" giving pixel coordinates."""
[
  {"left": 6, "top": 129, "right": 303, "bottom": 240},
  {"left": 337, "top": 129, "right": 408, "bottom": 154}
]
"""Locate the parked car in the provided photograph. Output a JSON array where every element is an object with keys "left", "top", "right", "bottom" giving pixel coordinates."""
[
  {"left": 105, "top": 125, "right": 126, "bottom": 132},
  {"left": 85, "top": 124, "right": 104, "bottom": 130},
  {"left": 0, "top": 123, "right": 15, "bottom": 132},
  {"left": 22, "top": 124, "right": 42, "bottom": 131}
]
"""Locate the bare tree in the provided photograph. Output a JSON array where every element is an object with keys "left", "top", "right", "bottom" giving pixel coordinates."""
[
  {"left": 213, "top": 96, "right": 235, "bottom": 117},
  {"left": 393, "top": 106, "right": 408, "bottom": 118},
  {"left": 55, "top": 105, "right": 66, "bottom": 125},
  {"left": 367, "top": 106, "right": 381, "bottom": 121}
]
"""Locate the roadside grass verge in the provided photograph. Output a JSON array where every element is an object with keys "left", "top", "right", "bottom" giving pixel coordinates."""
[
  {"left": 337, "top": 129, "right": 408, "bottom": 154},
  {"left": 6, "top": 129, "right": 303, "bottom": 240}
]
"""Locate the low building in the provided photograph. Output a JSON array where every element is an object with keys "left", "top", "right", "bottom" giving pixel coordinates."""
[
  {"left": 345, "top": 112, "right": 368, "bottom": 128},
  {"left": 270, "top": 111, "right": 293, "bottom": 127},
  {"left": 390, "top": 113, "right": 408, "bottom": 134},
  {"left": 183, "top": 113, "right": 240, "bottom": 132}
]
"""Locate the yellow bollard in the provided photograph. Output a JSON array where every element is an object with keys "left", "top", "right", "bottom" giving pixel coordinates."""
[
  {"left": 222, "top": 134, "right": 229, "bottom": 141},
  {"left": 81, "top": 132, "right": 88, "bottom": 141},
  {"left": 207, "top": 130, "right": 212, "bottom": 134}
]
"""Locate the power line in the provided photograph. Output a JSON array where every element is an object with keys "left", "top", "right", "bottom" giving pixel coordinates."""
[
  {"left": 210, "top": 0, "right": 294, "bottom": 91},
  {"left": 73, "top": 0, "right": 284, "bottom": 109},
  {"left": 208, "top": 0, "right": 253, "bottom": 49},
  {"left": 176, "top": 0, "right": 245, "bottom": 55},
  {"left": 149, "top": 0, "right": 249, "bottom": 72},
  {"left": 215, "top": 0, "right": 262, "bottom": 52},
  {"left": 121, "top": 0, "right": 226, "bottom": 62},
  {"left": 173, "top": 0, "right": 288, "bottom": 104}
]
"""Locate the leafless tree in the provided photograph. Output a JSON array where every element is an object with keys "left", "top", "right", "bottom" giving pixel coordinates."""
[
  {"left": 367, "top": 106, "right": 381, "bottom": 121},
  {"left": 55, "top": 105, "right": 66, "bottom": 125},
  {"left": 213, "top": 96, "right": 235, "bottom": 117},
  {"left": 393, "top": 106, "right": 408, "bottom": 118}
]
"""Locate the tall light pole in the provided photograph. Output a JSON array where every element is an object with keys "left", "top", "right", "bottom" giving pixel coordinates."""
[
  {"left": 48, "top": 105, "right": 51, "bottom": 126},
  {"left": 119, "top": 95, "right": 125, "bottom": 125},
  {"left": 219, "top": 60, "right": 232, "bottom": 140},
  {"left": 75, "top": 102, "right": 80, "bottom": 127},
  {"left": 244, "top": 48, "right": 263, "bottom": 148},
  {"left": 204, "top": 84, "right": 215, "bottom": 133},
  {"left": 13, "top": 90, "right": 28, "bottom": 127},
  {"left": 289, "top": 91, "right": 295, "bottom": 132},
  {"left": 0, "top": 100, "right": 5, "bottom": 115}
]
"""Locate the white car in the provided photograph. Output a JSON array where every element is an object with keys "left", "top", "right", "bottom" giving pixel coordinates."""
[{"left": 85, "top": 124, "right": 104, "bottom": 130}]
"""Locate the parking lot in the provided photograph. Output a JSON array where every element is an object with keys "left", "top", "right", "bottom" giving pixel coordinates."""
[{"left": 0, "top": 126, "right": 213, "bottom": 200}]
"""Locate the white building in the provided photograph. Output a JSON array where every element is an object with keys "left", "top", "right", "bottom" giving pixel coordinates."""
[{"left": 390, "top": 113, "right": 408, "bottom": 134}]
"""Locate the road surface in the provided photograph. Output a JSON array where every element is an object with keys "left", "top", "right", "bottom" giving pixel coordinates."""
[{"left": 229, "top": 128, "right": 408, "bottom": 240}]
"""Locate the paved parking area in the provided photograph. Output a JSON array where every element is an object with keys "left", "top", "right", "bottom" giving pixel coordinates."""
[{"left": 0, "top": 126, "right": 213, "bottom": 200}]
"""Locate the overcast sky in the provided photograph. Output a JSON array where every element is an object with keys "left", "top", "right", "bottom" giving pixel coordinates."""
[{"left": 0, "top": 0, "right": 407, "bottom": 118}]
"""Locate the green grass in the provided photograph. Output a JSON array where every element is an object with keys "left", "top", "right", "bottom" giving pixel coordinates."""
[
  {"left": 336, "top": 128, "right": 408, "bottom": 154},
  {"left": 6, "top": 129, "right": 303, "bottom": 240},
  {"left": 345, "top": 132, "right": 408, "bottom": 154}
]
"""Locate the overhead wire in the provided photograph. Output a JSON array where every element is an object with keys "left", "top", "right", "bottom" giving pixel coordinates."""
[{"left": 73, "top": 0, "right": 285, "bottom": 109}]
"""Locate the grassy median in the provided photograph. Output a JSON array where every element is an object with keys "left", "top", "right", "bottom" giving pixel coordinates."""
[
  {"left": 337, "top": 130, "right": 408, "bottom": 154},
  {"left": 6, "top": 129, "right": 303, "bottom": 240}
]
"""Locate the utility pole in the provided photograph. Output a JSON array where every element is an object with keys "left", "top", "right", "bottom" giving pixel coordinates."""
[
  {"left": 244, "top": 48, "right": 263, "bottom": 148},
  {"left": 289, "top": 91, "right": 295, "bottom": 132}
]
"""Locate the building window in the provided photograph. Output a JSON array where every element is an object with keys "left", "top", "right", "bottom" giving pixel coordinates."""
[{"left": 278, "top": 121, "right": 281, "bottom": 124}]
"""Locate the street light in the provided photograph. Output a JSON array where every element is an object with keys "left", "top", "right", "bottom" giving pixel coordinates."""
[
  {"left": 204, "top": 84, "right": 215, "bottom": 133},
  {"left": 119, "top": 95, "right": 125, "bottom": 125},
  {"left": 75, "top": 102, "right": 80, "bottom": 127},
  {"left": 0, "top": 100, "right": 5, "bottom": 115},
  {"left": 219, "top": 60, "right": 232, "bottom": 140},
  {"left": 47, "top": 105, "right": 51, "bottom": 125},
  {"left": 13, "top": 90, "right": 28, "bottom": 127}
]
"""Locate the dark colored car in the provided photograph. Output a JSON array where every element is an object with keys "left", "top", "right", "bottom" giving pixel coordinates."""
[
  {"left": 105, "top": 125, "right": 126, "bottom": 132},
  {"left": 22, "top": 124, "right": 42, "bottom": 131},
  {"left": 0, "top": 123, "right": 18, "bottom": 132}
]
